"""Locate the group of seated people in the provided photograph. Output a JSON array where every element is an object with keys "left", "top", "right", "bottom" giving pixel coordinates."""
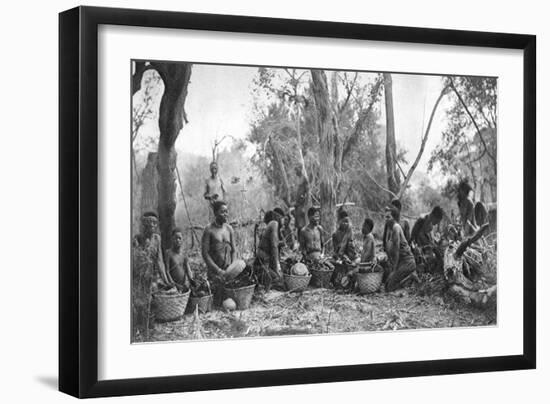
[{"left": 133, "top": 198, "right": 446, "bottom": 308}]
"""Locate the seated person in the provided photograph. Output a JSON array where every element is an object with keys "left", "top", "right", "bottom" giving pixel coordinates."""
[
  {"left": 382, "top": 199, "right": 411, "bottom": 251},
  {"left": 361, "top": 217, "right": 376, "bottom": 263},
  {"left": 332, "top": 209, "right": 359, "bottom": 263},
  {"left": 201, "top": 200, "right": 245, "bottom": 306},
  {"left": 298, "top": 206, "right": 324, "bottom": 261},
  {"left": 133, "top": 211, "right": 172, "bottom": 287},
  {"left": 331, "top": 209, "right": 359, "bottom": 288},
  {"left": 384, "top": 206, "right": 417, "bottom": 292},
  {"left": 165, "top": 228, "right": 193, "bottom": 290},
  {"left": 281, "top": 210, "right": 297, "bottom": 251},
  {"left": 254, "top": 208, "right": 285, "bottom": 291},
  {"left": 411, "top": 206, "right": 444, "bottom": 247},
  {"left": 411, "top": 206, "right": 445, "bottom": 273}
]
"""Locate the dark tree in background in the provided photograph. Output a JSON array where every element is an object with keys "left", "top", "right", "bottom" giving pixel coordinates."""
[
  {"left": 311, "top": 70, "right": 336, "bottom": 233},
  {"left": 132, "top": 61, "right": 193, "bottom": 248},
  {"left": 383, "top": 73, "right": 401, "bottom": 196}
]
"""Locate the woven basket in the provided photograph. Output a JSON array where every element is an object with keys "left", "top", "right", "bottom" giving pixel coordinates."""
[
  {"left": 224, "top": 284, "right": 256, "bottom": 310},
  {"left": 153, "top": 289, "right": 190, "bottom": 322},
  {"left": 284, "top": 274, "right": 312, "bottom": 292},
  {"left": 310, "top": 268, "right": 334, "bottom": 288},
  {"left": 188, "top": 294, "right": 213, "bottom": 314},
  {"left": 356, "top": 272, "right": 383, "bottom": 294}
]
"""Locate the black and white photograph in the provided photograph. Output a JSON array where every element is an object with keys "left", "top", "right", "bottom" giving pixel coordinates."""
[{"left": 131, "top": 61, "right": 498, "bottom": 343}]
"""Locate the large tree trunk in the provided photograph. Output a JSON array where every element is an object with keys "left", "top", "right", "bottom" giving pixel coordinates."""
[
  {"left": 311, "top": 70, "right": 336, "bottom": 234},
  {"left": 156, "top": 63, "right": 192, "bottom": 249},
  {"left": 140, "top": 152, "right": 159, "bottom": 214},
  {"left": 383, "top": 73, "right": 400, "bottom": 196},
  {"left": 269, "top": 138, "right": 291, "bottom": 206}
]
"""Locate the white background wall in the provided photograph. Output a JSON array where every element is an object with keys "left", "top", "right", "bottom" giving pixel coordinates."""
[{"left": 0, "top": 0, "right": 546, "bottom": 402}]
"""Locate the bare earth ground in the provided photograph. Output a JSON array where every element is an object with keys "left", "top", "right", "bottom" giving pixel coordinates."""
[{"left": 145, "top": 281, "right": 497, "bottom": 342}]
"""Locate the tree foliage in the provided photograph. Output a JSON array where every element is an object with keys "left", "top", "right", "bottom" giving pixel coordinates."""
[
  {"left": 248, "top": 68, "right": 388, "bottom": 232},
  {"left": 428, "top": 76, "right": 497, "bottom": 202}
]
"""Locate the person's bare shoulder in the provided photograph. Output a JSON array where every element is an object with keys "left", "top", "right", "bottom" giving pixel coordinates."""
[{"left": 202, "top": 223, "right": 214, "bottom": 237}]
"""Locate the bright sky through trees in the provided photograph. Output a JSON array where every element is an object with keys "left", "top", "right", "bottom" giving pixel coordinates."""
[{"left": 137, "top": 64, "right": 450, "bottom": 177}]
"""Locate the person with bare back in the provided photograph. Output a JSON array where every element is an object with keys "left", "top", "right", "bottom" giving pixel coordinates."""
[
  {"left": 201, "top": 200, "right": 244, "bottom": 306},
  {"left": 254, "top": 207, "right": 285, "bottom": 291}
]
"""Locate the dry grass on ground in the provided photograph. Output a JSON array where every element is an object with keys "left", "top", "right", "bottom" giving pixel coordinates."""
[{"left": 142, "top": 281, "right": 496, "bottom": 343}]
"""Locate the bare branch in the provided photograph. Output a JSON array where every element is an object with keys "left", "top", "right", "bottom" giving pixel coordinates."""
[
  {"left": 397, "top": 85, "right": 448, "bottom": 199},
  {"left": 448, "top": 77, "right": 497, "bottom": 169},
  {"left": 341, "top": 76, "right": 383, "bottom": 163}
]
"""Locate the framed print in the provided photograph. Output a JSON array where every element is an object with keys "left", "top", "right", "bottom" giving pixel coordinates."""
[{"left": 59, "top": 6, "right": 536, "bottom": 398}]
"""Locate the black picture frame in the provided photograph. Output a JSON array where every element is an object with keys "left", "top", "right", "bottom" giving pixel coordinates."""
[{"left": 59, "top": 5, "right": 536, "bottom": 398}]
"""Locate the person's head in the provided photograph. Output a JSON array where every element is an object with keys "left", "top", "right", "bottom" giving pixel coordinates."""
[
  {"left": 263, "top": 210, "right": 275, "bottom": 224},
  {"left": 457, "top": 179, "right": 473, "bottom": 200},
  {"left": 171, "top": 227, "right": 184, "bottom": 249},
  {"left": 385, "top": 205, "right": 399, "bottom": 223},
  {"left": 141, "top": 211, "right": 159, "bottom": 236},
  {"left": 273, "top": 207, "right": 285, "bottom": 225},
  {"left": 390, "top": 198, "right": 402, "bottom": 212},
  {"left": 212, "top": 200, "right": 228, "bottom": 224},
  {"left": 307, "top": 206, "right": 321, "bottom": 225},
  {"left": 337, "top": 209, "right": 350, "bottom": 231},
  {"left": 209, "top": 161, "right": 218, "bottom": 176},
  {"left": 362, "top": 217, "right": 374, "bottom": 235},
  {"left": 430, "top": 206, "right": 444, "bottom": 225}
]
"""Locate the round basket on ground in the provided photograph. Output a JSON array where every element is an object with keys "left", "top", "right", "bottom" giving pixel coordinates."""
[
  {"left": 187, "top": 294, "right": 213, "bottom": 314},
  {"left": 153, "top": 289, "right": 190, "bottom": 322},
  {"left": 356, "top": 271, "right": 383, "bottom": 294},
  {"left": 284, "top": 273, "right": 312, "bottom": 292},
  {"left": 223, "top": 284, "right": 256, "bottom": 310},
  {"left": 310, "top": 268, "right": 334, "bottom": 288}
]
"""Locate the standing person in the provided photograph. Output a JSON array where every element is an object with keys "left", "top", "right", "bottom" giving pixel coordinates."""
[
  {"left": 382, "top": 199, "right": 411, "bottom": 251},
  {"left": 165, "top": 228, "right": 193, "bottom": 290},
  {"left": 201, "top": 200, "right": 245, "bottom": 306},
  {"left": 298, "top": 206, "right": 324, "bottom": 260},
  {"left": 254, "top": 208, "right": 285, "bottom": 291},
  {"left": 293, "top": 166, "right": 310, "bottom": 236},
  {"left": 204, "top": 161, "right": 226, "bottom": 220},
  {"left": 384, "top": 206, "right": 417, "bottom": 292}
]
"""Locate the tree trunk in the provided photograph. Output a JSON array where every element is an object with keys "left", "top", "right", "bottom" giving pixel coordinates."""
[
  {"left": 155, "top": 63, "right": 192, "bottom": 249},
  {"left": 269, "top": 138, "right": 291, "bottom": 206},
  {"left": 383, "top": 73, "right": 400, "bottom": 196},
  {"left": 140, "top": 152, "right": 159, "bottom": 214},
  {"left": 311, "top": 70, "right": 336, "bottom": 233}
]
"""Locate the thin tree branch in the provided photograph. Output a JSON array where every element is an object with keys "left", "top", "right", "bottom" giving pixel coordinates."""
[
  {"left": 397, "top": 85, "right": 448, "bottom": 199},
  {"left": 448, "top": 77, "right": 497, "bottom": 168},
  {"left": 341, "top": 76, "right": 383, "bottom": 163}
]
